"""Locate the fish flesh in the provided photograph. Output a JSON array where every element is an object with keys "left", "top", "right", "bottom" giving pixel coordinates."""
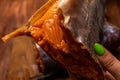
[{"left": 2, "top": 0, "right": 105, "bottom": 79}]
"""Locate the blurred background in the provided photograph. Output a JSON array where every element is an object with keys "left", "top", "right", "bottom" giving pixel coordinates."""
[
  {"left": 0, "top": 0, "right": 120, "bottom": 80},
  {"left": 0, "top": 0, "right": 47, "bottom": 80}
]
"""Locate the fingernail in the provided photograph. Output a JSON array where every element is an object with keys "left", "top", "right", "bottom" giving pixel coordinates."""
[{"left": 94, "top": 43, "right": 105, "bottom": 56}]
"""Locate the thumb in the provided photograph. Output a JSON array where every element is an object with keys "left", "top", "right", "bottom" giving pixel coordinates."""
[{"left": 94, "top": 43, "right": 120, "bottom": 80}]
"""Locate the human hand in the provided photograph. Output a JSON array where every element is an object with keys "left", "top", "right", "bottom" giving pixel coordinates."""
[{"left": 94, "top": 43, "right": 120, "bottom": 80}]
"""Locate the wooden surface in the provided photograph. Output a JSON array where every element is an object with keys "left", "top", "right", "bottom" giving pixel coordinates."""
[{"left": 0, "top": 0, "right": 47, "bottom": 80}]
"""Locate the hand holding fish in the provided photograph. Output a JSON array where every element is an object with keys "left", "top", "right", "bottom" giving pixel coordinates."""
[{"left": 94, "top": 43, "right": 120, "bottom": 80}]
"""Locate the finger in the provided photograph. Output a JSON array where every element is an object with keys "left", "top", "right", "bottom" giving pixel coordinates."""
[
  {"left": 94, "top": 43, "right": 120, "bottom": 80},
  {"left": 104, "top": 71, "right": 116, "bottom": 80}
]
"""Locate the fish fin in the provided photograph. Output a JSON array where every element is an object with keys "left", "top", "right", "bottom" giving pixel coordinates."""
[
  {"left": 2, "top": 26, "right": 29, "bottom": 42},
  {"left": 28, "top": 0, "right": 56, "bottom": 25}
]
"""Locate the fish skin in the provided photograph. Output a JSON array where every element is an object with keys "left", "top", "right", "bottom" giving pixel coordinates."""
[
  {"left": 1, "top": 0, "right": 106, "bottom": 79},
  {"left": 30, "top": 0, "right": 105, "bottom": 79}
]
